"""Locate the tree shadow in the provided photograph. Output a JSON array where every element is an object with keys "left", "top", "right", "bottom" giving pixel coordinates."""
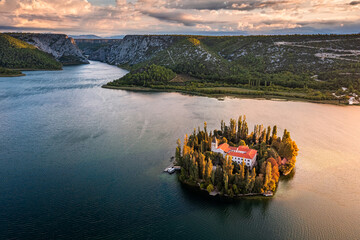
[
  {"left": 179, "top": 182, "right": 274, "bottom": 218},
  {"left": 280, "top": 167, "right": 296, "bottom": 182}
]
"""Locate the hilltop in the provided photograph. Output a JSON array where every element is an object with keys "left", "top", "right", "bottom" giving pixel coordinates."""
[
  {"left": 0, "top": 33, "right": 90, "bottom": 77},
  {"left": 78, "top": 34, "right": 360, "bottom": 104},
  {"left": 0, "top": 33, "right": 62, "bottom": 74},
  {"left": 8, "top": 33, "right": 89, "bottom": 65}
]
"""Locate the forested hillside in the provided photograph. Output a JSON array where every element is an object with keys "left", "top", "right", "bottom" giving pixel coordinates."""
[
  {"left": 8, "top": 33, "right": 89, "bottom": 65},
  {"left": 0, "top": 33, "right": 62, "bottom": 71},
  {"left": 99, "top": 34, "right": 360, "bottom": 104},
  {"left": 108, "top": 64, "right": 176, "bottom": 87}
]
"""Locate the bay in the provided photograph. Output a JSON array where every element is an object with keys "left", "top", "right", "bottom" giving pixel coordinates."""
[{"left": 0, "top": 61, "right": 359, "bottom": 239}]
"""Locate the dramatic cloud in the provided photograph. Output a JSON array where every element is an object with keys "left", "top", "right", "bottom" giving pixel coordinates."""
[
  {"left": 164, "top": 0, "right": 290, "bottom": 11},
  {"left": 142, "top": 9, "right": 226, "bottom": 26},
  {"left": 0, "top": 0, "right": 359, "bottom": 35},
  {"left": 349, "top": 1, "right": 360, "bottom": 5}
]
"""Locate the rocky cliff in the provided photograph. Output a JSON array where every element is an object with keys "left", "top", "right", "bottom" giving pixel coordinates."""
[
  {"left": 80, "top": 34, "right": 360, "bottom": 75},
  {"left": 8, "top": 33, "right": 89, "bottom": 65},
  {"left": 87, "top": 35, "right": 184, "bottom": 65},
  {"left": 0, "top": 33, "right": 62, "bottom": 71}
]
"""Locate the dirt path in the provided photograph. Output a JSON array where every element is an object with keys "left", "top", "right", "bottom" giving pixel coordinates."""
[{"left": 274, "top": 40, "right": 360, "bottom": 62}]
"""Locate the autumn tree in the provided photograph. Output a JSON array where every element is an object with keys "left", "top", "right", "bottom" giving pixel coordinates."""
[
  {"left": 198, "top": 152, "right": 206, "bottom": 179},
  {"left": 205, "top": 158, "right": 213, "bottom": 181},
  {"left": 263, "top": 161, "right": 272, "bottom": 191},
  {"left": 270, "top": 125, "right": 277, "bottom": 145},
  {"left": 266, "top": 126, "right": 271, "bottom": 144},
  {"left": 175, "top": 139, "right": 182, "bottom": 165}
]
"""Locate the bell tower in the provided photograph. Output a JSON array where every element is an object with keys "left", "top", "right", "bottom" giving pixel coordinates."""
[{"left": 211, "top": 137, "right": 218, "bottom": 151}]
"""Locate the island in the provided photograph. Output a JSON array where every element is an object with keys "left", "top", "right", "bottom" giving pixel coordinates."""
[{"left": 173, "top": 116, "right": 298, "bottom": 198}]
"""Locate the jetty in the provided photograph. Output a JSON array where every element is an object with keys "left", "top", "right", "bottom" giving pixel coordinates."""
[{"left": 164, "top": 162, "right": 181, "bottom": 174}]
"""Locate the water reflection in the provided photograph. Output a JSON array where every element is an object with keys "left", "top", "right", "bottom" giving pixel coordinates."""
[
  {"left": 280, "top": 168, "right": 296, "bottom": 182},
  {"left": 1, "top": 61, "right": 360, "bottom": 239},
  {"left": 179, "top": 182, "right": 274, "bottom": 216}
]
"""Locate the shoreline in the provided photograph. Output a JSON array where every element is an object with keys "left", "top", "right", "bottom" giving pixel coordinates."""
[
  {"left": 13, "top": 68, "right": 63, "bottom": 71},
  {"left": 179, "top": 179, "right": 273, "bottom": 199},
  {"left": 0, "top": 68, "right": 63, "bottom": 78},
  {"left": 102, "top": 85, "right": 352, "bottom": 106},
  {"left": 0, "top": 73, "right": 26, "bottom": 77}
]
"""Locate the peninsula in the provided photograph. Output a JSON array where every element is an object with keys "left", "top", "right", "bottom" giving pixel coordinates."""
[
  {"left": 0, "top": 33, "right": 88, "bottom": 77},
  {"left": 174, "top": 116, "right": 298, "bottom": 198},
  {"left": 99, "top": 35, "right": 360, "bottom": 105}
]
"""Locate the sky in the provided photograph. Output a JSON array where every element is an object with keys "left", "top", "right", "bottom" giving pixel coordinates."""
[{"left": 0, "top": 0, "right": 360, "bottom": 36}]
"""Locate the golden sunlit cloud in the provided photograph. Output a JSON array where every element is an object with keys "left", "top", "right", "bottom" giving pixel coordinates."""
[{"left": 0, "top": 0, "right": 359, "bottom": 35}]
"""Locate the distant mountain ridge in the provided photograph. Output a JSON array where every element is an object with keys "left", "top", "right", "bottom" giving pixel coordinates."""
[
  {"left": 70, "top": 34, "right": 102, "bottom": 39},
  {"left": 70, "top": 34, "right": 125, "bottom": 40}
]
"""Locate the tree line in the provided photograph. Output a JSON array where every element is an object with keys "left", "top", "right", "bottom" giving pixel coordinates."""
[{"left": 108, "top": 64, "right": 176, "bottom": 87}]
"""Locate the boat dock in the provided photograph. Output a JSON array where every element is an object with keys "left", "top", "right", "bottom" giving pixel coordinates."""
[{"left": 164, "top": 162, "right": 181, "bottom": 174}]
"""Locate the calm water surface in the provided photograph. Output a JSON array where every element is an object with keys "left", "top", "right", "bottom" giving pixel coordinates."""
[{"left": 0, "top": 61, "right": 359, "bottom": 239}]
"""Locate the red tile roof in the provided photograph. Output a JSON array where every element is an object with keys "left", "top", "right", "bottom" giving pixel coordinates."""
[
  {"left": 228, "top": 149, "right": 257, "bottom": 160},
  {"left": 217, "top": 143, "right": 257, "bottom": 160},
  {"left": 218, "top": 143, "right": 230, "bottom": 152},
  {"left": 281, "top": 158, "right": 288, "bottom": 165},
  {"left": 218, "top": 143, "right": 236, "bottom": 152},
  {"left": 236, "top": 146, "right": 250, "bottom": 152}
]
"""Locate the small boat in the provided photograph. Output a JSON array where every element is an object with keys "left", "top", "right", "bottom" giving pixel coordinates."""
[
  {"left": 167, "top": 167, "right": 175, "bottom": 174},
  {"left": 263, "top": 191, "right": 273, "bottom": 197}
]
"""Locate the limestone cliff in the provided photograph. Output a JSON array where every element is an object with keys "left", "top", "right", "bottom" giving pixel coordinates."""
[
  {"left": 8, "top": 33, "right": 89, "bottom": 65},
  {"left": 88, "top": 35, "right": 183, "bottom": 65},
  {"left": 79, "top": 34, "right": 360, "bottom": 74}
]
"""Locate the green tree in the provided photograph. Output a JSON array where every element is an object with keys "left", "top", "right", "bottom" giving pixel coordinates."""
[
  {"left": 223, "top": 172, "right": 229, "bottom": 193},
  {"left": 207, "top": 184, "right": 214, "bottom": 193}
]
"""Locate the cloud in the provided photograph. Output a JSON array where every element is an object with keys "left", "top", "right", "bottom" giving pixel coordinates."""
[
  {"left": 142, "top": 9, "right": 226, "bottom": 26},
  {"left": 349, "top": 1, "right": 360, "bottom": 5},
  {"left": 0, "top": 0, "right": 359, "bottom": 35},
  {"left": 17, "top": 14, "right": 64, "bottom": 22},
  {"left": 165, "top": 0, "right": 290, "bottom": 11}
]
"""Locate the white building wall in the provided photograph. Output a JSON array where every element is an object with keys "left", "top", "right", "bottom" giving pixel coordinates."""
[
  {"left": 228, "top": 153, "right": 257, "bottom": 168},
  {"left": 212, "top": 141, "right": 257, "bottom": 168}
]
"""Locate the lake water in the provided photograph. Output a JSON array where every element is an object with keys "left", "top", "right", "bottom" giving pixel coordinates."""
[{"left": 0, "top": 61, "right": 359, "bottom": 239}]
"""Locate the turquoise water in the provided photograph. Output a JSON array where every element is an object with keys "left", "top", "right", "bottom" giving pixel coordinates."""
[{"left": 0, "top": 61, "right": 359, "bottom": 239}]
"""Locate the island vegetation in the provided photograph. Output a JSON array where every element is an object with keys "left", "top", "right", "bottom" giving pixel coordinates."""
[
  {"left": 102, "top": 35, "right": 360, "bottom": 105},
  {"left": 174, "top": 116, "right": 298, "bottom": 197}
]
